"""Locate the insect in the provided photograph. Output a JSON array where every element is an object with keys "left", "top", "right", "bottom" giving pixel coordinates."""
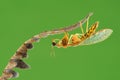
[{"left": 52, "top": 20, "right": 113, "bottom": 48}]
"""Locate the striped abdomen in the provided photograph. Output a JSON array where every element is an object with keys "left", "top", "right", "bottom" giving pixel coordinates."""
[{"left": 80, "top": 22, "right": 99, "bottom": 41}]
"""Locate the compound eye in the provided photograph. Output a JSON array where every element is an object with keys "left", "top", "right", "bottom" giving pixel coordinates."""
[{"left": 52, "top": 42, "right": 56, "bottom": 46}]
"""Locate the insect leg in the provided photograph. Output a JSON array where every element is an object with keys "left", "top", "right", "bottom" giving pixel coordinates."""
[
  {"left": 80, "top": 22, "right": 84, "bottom": 34},
  {"left": 64, "top": 31, "right": 69, "bottom": 37},
  {"left": 68, "top": 34, "right": 73, "bottom": 44},
  {"left": 52, "top": 39, "right": 60, "bottom": 41},
  {"left": 86, "top": 16, "right": 89, "bottom": 32},
  {"left": 75, "top": 33, "right": 83, "bottom": 37}
]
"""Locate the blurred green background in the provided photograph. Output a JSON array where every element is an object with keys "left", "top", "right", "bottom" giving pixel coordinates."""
[{"left": 0, "top": 0, "right": 119, "bottom": 80}]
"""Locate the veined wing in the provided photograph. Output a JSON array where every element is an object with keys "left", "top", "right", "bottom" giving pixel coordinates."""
[{"left": 79, "top": 29, "right": 113, "bottom": 45}]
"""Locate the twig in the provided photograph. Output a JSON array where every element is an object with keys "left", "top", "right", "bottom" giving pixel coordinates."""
[{"left": 0, "top": 13, "right": 93, "bottom": 80}]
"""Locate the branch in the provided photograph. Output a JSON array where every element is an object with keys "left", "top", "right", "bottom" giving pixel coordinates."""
[{"left": 0, "top": 13, "right": 93, "bottom": 80}]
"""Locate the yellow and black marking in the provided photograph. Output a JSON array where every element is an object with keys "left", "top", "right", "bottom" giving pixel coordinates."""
[{"left": 80, "top": 22, "right": 99, "bottom": 41}]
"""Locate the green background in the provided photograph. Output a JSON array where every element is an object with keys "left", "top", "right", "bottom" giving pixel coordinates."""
[{"left": 0, "top": 0, "right": 119, "bottom": 80}]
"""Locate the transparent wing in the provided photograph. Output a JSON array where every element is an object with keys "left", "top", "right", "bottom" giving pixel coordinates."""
[{"left": 80, "top": 29, "right": 113, "bottom": 45}]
